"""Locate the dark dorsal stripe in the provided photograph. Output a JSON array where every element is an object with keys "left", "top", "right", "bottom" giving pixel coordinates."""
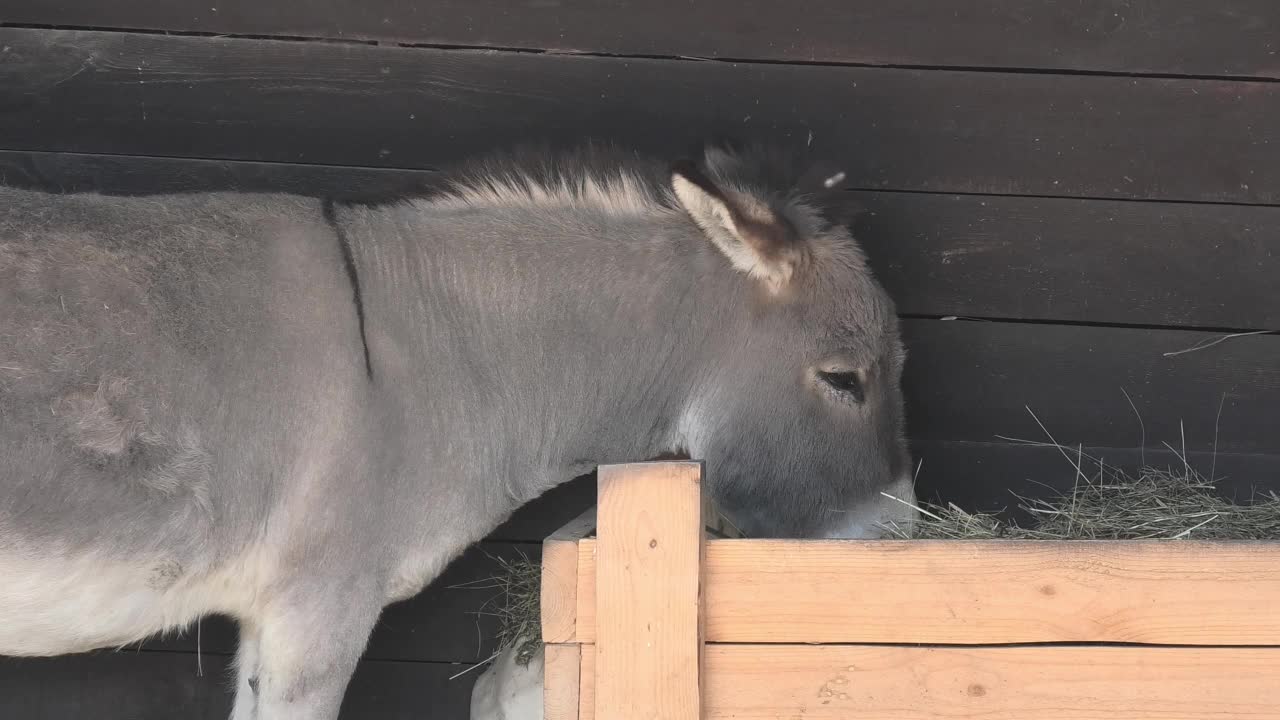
[{"left": 322, "top": 198, "right": 374, "bottom": 380}]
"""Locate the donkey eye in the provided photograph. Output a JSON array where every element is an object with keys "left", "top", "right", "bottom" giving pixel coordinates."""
[{"left": 818, "top": 370, "right": 866, "bottom": 403}]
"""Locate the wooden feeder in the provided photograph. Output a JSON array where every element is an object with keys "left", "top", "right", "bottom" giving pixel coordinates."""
[{"left": 540, "top": 461, "right": 1280, "bottom": 719}]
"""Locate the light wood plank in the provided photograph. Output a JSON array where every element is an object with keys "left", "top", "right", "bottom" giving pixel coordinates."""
[
  {"left": 593, "top": 462, "right": 704, "bottom": 720},
  {"left": 540, "top": 542, "right": 580, "bottom": 644},
  {"left": 543, "top": 644, "right": 581, "bottom": 720},
  {"left": 541, "top": 507, "right": 597, "bottom": 644},
  {"left": 578, "top": 645, "right": 596, "bottom": 720},
  {"left": 567, "top": 539, "right": 1280, "bottom": 645},
  {"left": 707, "top": 645, "right": 1280, "bottom": 719},
  {"left": 573, "top": 644, "right": 1280, "bottom": 719},
  {"left": 568, "top": 540, "right": 597, "bottom": 644}
]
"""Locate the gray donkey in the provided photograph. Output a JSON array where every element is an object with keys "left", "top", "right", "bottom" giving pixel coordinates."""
[{"left": 0, "top": 141, "right": 917, "bottom": 719}]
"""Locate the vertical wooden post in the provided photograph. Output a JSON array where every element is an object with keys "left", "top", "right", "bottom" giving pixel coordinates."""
[{"left": 594, "top": 461, "right": 705, "bottom": 720}]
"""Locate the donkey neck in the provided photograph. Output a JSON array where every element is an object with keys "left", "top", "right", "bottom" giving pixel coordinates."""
[{"left": 336, "top": 198, "right": 714, "bottom": 504}]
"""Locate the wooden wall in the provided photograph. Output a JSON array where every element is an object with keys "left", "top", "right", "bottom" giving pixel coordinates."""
[{"left": 2, "top": 2, "right": 1278, "bottom": 717}]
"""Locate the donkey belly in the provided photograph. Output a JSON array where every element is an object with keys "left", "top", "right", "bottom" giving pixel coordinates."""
[{"left": 0, "top": 546, "right": 221, "bottom": 656}]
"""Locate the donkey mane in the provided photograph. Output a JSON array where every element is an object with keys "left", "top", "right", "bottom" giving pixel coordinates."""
[
  {"left": 427, "top": 140, "right": 846, "bottom": 217},
  {"left": 425, "top": 140, "right": 871, "bottom": 280},
  {"left": 429, "top": 142, "right": 676, "bottom": 216}
]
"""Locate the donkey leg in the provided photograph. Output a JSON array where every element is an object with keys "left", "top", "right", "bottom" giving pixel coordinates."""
[
  {"left": 230, "top": 621, "right": 261, "bottom": 720},
  {"left": 248, "top": 582, "right": 383, "bottom": 720}
]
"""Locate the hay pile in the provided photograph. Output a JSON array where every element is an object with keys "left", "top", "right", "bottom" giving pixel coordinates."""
[
  {"left": 472, "top": 452, "right": 1280, "bottom": 668},
  {"left": 886, "top": 462, "right": 1280, "bottom": 540},
  {"left": 449, "top": 552, "right": 544, "bottom": 674}
]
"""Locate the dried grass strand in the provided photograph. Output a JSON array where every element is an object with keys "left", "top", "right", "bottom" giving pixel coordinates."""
[{"left": 885, "top": 459, "right": 1280, "bottom": 541}]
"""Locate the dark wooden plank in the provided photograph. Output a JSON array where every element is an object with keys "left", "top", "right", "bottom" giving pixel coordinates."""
[
  {"left": 0, "top": 653, "right": 233, "bottom": 720},
  {"left": 6, "top": 1, "right": 1280, "bottom": 78},
  {"left": 339, "top": 659, "right": 475, "bottom": 720},
  {"left": 4, "top": 150, "right": 1278, "bottom": 330},
  {"left": 853, "top": 191, "right": 1280, "bottom": 329},
  {"left": 0, "top": 149, "right": 436, "bottom": 202},
  {"left": 3, "top": 29, "right": 1280, "bottom": 204},
  {"left": 913, "top": 441, "right": 1280, "bottom": 526},
  {"left": 0, "top": 653, "right": 472, "bottom": 719},
  {"left": 902, "top": 320, "right": 1280, "bottom": 454}
]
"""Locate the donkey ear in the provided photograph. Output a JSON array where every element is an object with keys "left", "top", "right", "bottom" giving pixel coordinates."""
[{"left": 670, "top": 160, "right": 802, "bottom": 291}]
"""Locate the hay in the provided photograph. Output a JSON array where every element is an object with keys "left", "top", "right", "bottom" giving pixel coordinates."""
[
  {"left": 450, "top": 552, "right": 544, "bottom": 671},
  {"left": 484, "top": 554, "right": 544, "bottom": 667},
  {"left": 885, "top": 454, "right": 1280, "bottom": 541}
]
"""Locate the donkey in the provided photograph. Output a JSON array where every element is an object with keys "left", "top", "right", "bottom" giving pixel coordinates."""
[{"left": 0, "top": 140, "right": 916, "bottom": 719}]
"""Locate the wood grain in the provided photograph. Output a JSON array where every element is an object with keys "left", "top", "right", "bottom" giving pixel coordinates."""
[
  {"left": 701, "top": 645, "right": 1280, "bottom": 719},
  {"left": 0, "top": 149, "right": 437, "bottom": 203},
  {"left": 7, "top": 1, "right": 1279, "bottom": 78},
  {"left": 543, "top": 644, "right": 581, "bottom": 720},
  {"left": 564, "top": 539, "right": 1280, "bottom": 645},
  {"left": 578, "top": 641, "right": 596, "bottom": 720},
  {"left": 541, "top": 508, "right": 596, "bottom": 644},
  {"left": 900, "top": 320, "right": 1280, "bottom": 455},
  {"left": 0, "top": 652, "right": 476, "bottom": 720},
  {"left": 4, "top": 29, "right": 1280, "bottom": 204},
  {"left": 0, "top": 652, "right": 233, "bottom": 720},
  {"left": 572, "top": 644, "right": 1280, "bottom": 719},
  {"left": 851, "top": 191, "right": 1280, "bottom": 329},
  {"left": 594, "top": 462, "right": 704, "bottom": 720}
]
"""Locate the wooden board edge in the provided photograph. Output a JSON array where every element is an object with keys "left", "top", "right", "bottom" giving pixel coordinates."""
[
  {"left": 548, "top": 505, "right": 598, "bottom": 542},
  {"left": 594, "top": 461, "right": 704, "bottom": 720},
  {"left": 719, "top": 538, "right": 1280, "bottom": 552},
  {"left": 571, "top": 537, "right": 1280, "bottom": 645},
  {"left": 541, "top": 497, "right": 603, "bottom": 643},
  {"left": 540, "top": 539, "right": 581, "bottom": 644},
  {"left": 578, "top": 644, "right": 596, "bottom": 720},
  {"left": 543, "top": 643, "right": 582, "bottom": 720},
  {"left": 703, "top": 645, "right": 1280, "bottom": 717},
  {"left": 573, "top": 539, "right": 596, "bottom": 644}
]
